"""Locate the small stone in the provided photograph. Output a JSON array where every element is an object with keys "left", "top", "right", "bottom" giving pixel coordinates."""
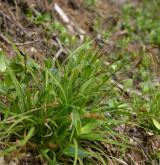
[
  {"left": 0, "top": 156, "right": 5, "bottom": 165},
  {"left": 30, "top": 47, "right": 37, "bottom": 53},
  {"left": 9, "top": 160, "right": 18, "bottom": 165}
]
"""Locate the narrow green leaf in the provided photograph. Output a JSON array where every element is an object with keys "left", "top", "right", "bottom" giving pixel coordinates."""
[
  {"left": 64, "top": 145, "right": 91, "bottom": 158},
  {"left": 0, "top": 126, "right": 35, "bottom": 154},
  {"left": 0, "top": 52, "right": 6, "bottom": 72},
  {"left": 73, "top": 139, "right": 78, "bottom": 165},
  {"left": 153, "top": 119, "right": 160, "bottom": 130}
]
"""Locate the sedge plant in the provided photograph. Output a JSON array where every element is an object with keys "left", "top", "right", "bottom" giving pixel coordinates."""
[{"left": 0, "top": 43, "right": 128, "bottom": 164}]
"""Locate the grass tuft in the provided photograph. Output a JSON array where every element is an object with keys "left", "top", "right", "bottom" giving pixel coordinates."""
[{"left": 0, "top": 43, "right": 127, "bottom": 164}]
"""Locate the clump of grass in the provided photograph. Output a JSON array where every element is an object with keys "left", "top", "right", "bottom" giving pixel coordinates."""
[
  {"left": 132, "top": 89, "right": 160, "bottom": 132},
  {"left": 0, "top": 43, "right": 127, "bottom": 164}
]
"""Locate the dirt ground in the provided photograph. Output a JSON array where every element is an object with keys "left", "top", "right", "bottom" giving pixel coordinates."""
[{"left": 0, "top": 0, "right": 118, "bottom": 59}]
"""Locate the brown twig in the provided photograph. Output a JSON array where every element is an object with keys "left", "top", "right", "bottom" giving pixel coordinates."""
[
  {"left": 52, "top": 34, "right": 67, "bottom": 63},
  {"left": 104, "top": 61, "right": 150, "bottom": 101},
  {"left": 53, "top": 3, "right": 85, "bottom": 41},
  {"left": 14, "top": 40, "right": 40, "bottom": 46},
  {"left": 0, "top": 33, "right": 10, "bottom": 44}
]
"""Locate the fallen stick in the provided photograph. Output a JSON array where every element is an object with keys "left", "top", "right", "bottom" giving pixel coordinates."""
[
  {"left": 104, "top": 62, "right": 150, "bottom": 101},
  {"left": 110, "top": 79, "right": 150, "bottom": 101},
  {"left": 14, "top": 40, "right": 40, "bottom": 46},
  {"left": 0, "top": 33, "right": 10, "bottom": 44},
  {"left": 53, "top": 3, "right": 85, "bottom": 41},
  {"left": 52, "top": 35, "right": 67, "bottom": 63}
]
